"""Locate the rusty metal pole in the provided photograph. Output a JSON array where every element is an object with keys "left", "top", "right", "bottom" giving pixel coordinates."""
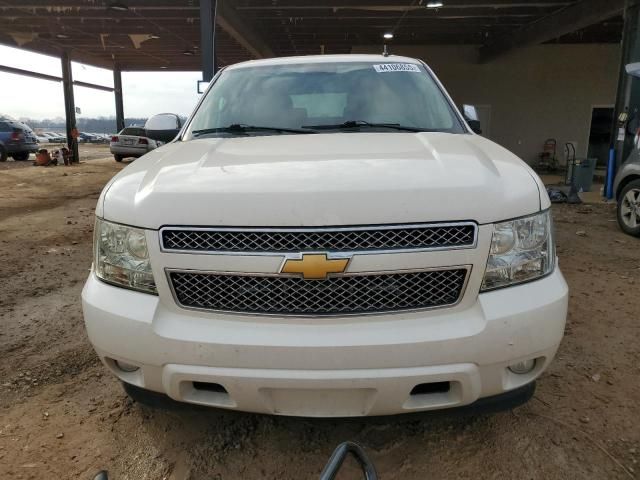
[
  {"left": 61, "top": 51, "right": 79, "bottom": 163},
  {"left": 200, "top": 0, "right": 217, "bottom": 82},
  {"left": 612, "top": 0, "right": 640, "bottom": 170},
  {"left": 114, "top": 64, "right": 125, "bottom": 133}
]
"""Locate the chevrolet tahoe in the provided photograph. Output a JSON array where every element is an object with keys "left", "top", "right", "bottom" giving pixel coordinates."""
[{"left": 82, "top": 55, "right": 568, "bottom": 417}]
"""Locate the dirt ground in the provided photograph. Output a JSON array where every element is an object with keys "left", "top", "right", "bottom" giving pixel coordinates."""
[
  {"left": 0, "top": 154, "right": 639, "bottom": 480},
  {"left": 0, "top": 144, "right": 113, "bottom": 171}
]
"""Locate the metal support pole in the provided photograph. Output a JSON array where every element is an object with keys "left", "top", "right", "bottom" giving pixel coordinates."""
[
  {"left": 61, "top": 52, "right": 79, "bottom": 164},
  {"left": 611, "top": 1, "right": 640, "bottom": 172},
  {"left": 200, "top": 0, "right": 217, "bottom": 82},
  {"left": 113, "top": 65, "right": 125, "bottom": 133}
]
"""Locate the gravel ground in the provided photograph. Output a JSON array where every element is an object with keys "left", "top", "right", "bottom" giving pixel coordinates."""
[{"left": 0, "top": 159, "right": 639, "bottom": 480}]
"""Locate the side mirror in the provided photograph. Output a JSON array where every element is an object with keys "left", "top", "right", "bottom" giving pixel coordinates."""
[
  {"left": 626, "top": 62, "right": 640, "bottom": 78},
  {"left": 144, "top": 113, "right": 182, "bottom": 143},
  {"left": 197, "top": 80, "right": 210, "bottom": 94},
  {"left": 462, "top": 104, "right": 482, "bottom": 135}
]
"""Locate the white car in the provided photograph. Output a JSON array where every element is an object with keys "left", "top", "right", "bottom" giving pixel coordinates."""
[
  {"left": 82, "top": 55, "right": 568, "bottom": 417},
  {"left": 109, "top": 127, "right": 158, "bottom": 162},
  {"left": 43, "top": 132, "right": 65, "bottom": 143}
]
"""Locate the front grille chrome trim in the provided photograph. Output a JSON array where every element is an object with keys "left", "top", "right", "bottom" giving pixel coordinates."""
[
  {"left": 159, "top": 222, "right": 478, "bottom": 256},
  {"left": 165, "top": 266, "right": 471, "bottom": 318}
]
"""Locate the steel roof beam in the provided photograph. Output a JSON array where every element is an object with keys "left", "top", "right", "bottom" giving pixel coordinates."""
[
  {"left": 215, "top": 1, "right": 274, "bottom": 58},
  {"left": 0, "top": 1, "right": 570, "bottom": 9},
  {"left": 0, "top": 64, "right": 114, "bottom": 91},
  {"left": 479, "top": 0, "right": 626, "bottom": 62},
  {"left": 0, "top": 1, "right": 271, "bottom": 65},
  {"left": 234, "top": 2, "right": 572, "bottom": 11}
]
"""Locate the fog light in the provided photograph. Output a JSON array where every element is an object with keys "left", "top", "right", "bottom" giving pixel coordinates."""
[
  {"left": 508, "top": 359, "right": 536, "bottom": 375},
  {"left": 114, "top": 360, "right": 139, "bottom": 373}
]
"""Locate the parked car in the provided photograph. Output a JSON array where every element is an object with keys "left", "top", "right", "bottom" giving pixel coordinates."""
[
  {"left": 39, "top": 133, "right": 54, "bottom": 142},
  {"left": 44, "top": 132, "right": 66, "bottom": 143},
  {"left": 614, "top": 134, "right": 640, "bottom": 236},
  {"left": 87, "top": 133, "right": 108, "bottom": 144},
  {"left": 82, "top": 55, "right": 568, "bottom": 417},
  {"left": 109, "top": 127, "right": 158, "bottom": 162},
  {"left": 77, "top": 132, "right": 101, "bottom": 144},
  {"left": 37, "top": 132, "right": 62, "bottom": 143},
  {"left": 0, "top": 118, "right": 38, "bottom": 161}
]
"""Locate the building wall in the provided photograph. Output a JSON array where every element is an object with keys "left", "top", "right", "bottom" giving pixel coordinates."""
[{"left": 352, "top": 44, "right": 621, "bottom": 165}]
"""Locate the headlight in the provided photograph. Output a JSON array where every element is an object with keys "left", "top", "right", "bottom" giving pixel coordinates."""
[
  {"left": 94, "top": 218, "right": 157, "bottom": 294},
  {"left": 481, "top": 210, "right": 555, "bottom": 291}
]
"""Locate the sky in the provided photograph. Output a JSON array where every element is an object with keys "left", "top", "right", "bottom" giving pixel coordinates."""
[{"left": 0, "top": 45, "right": 202, "bottom": 119}]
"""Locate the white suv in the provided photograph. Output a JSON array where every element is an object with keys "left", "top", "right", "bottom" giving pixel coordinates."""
[{"left": 82, "top": 55, "right": 568, "bottom": 417}]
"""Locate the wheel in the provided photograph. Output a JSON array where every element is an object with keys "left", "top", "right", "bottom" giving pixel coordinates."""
[
  {"left": 114, "top": 154, "right": 123, "bottom": 162},
  {"left": 12, "top": 151, "right": 30, "bottom": 161},
  {"left": 0, "top": 146, "right": 7, "bottom": 162},
  {"left": 617, "top": 179, "right": 640, "bottom": 237}
]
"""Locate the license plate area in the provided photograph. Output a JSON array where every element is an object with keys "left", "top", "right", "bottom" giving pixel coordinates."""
[{"left": 259, "top": 387, "right": 377, "bottom": 417}]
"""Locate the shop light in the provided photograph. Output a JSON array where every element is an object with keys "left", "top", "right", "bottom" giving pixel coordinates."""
[{"left": 108, "top": 2, "right": 129, "bottom": 12}]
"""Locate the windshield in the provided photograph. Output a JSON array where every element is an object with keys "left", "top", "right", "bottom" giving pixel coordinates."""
[{"left": 185, "top": 61, "right": 465, "bottom": 138}]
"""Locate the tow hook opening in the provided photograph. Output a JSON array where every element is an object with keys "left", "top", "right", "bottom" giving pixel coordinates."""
[
  {"left": 193, "top": 381, "right": 228, "bottom": 394},
  {"left": 410, "top": 381, "right": 451, "bottom": 396},
  {"left": 182, "top": 381, "right": 235, "bottom": 407}
]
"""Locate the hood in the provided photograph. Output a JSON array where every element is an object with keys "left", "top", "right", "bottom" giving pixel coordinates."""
[{"left": 101, "top": 132, "right": 543, "bottom": 228}]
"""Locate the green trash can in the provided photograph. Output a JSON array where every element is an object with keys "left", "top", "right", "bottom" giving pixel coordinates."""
[{"left": 572, "top": 158, "right": 597, "bottom": 192}]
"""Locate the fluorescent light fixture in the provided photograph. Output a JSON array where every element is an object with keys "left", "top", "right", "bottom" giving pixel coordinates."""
[
  {"left": 426, "top": 1, "right": 444, "bottom": 7},
  {"left": 108, "top": 2, "right": 129, "bottom": 11},
  {"left": 383, "top": 33, "right": 394, "bottom": 40},
  {"left": 149, "top": 34, "right": 161, "bottom": 40},
  {"left": 55, "top": 33, "right": 70, "bottom": 39},
  {"left": 182, "top": 49, "right": 195, "bottom": 56}
]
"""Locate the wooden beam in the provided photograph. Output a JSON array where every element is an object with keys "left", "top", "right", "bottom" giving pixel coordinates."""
[
  {"left": 216, "top": 0, "right": 274, "bottom": 58},
  {"left": 479, "top": 0, "right": 626, "bottom": 62}
]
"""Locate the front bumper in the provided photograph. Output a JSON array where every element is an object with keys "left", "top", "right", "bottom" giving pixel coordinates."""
[{"left": 82, "top": 268, "right": 567, "bottom": 417}]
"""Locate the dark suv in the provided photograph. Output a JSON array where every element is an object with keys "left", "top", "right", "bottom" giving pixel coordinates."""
[{"left": 0, "top": 118, "right": 39, "bottom": 161}]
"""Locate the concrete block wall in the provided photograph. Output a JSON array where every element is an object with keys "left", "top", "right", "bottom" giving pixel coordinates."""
[{"left": 353, "top": 44, "right": 621, "bottom": 165}]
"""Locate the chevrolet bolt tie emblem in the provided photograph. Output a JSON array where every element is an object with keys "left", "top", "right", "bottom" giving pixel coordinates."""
[{"left": 281, "top": 254, "right": 349, "bottom": 280}]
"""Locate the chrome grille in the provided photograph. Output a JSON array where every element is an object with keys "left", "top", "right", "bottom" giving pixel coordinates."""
[
  {"left": 161, "top": 223, "right": 476, "bottom": 253},
  {"left": 169, "top": 268, "right": 468, "bottom": 316}
]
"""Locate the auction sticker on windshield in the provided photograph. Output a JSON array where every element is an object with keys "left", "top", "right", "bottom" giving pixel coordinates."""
[{"left": 373, "top": 63, "right": 421, "bottom": 73}]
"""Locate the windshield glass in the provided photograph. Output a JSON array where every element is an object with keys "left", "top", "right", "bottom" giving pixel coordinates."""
[{"left": 185, "top": 61, "right": 465, "bottom": 138}]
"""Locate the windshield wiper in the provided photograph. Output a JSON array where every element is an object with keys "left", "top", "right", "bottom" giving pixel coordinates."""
[
  {"left": 192, "top": 124, "right": 314, "bottom": 137},
  {"left": 302, "top": 120, "right": 428, "bottom": 132}
]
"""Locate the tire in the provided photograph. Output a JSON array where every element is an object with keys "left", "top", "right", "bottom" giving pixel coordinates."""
[
  {"left": 617, "top": 179, "right": 640, "bottom": 237},
  {"left": 12, "top": 151, "right": 30, "bottom": 161},
  {"left": 114, "top": 154, "right": 123, "bottom": 162},
  {"left": 0, "top": 145, "right": 7, "bottom": 162}
]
